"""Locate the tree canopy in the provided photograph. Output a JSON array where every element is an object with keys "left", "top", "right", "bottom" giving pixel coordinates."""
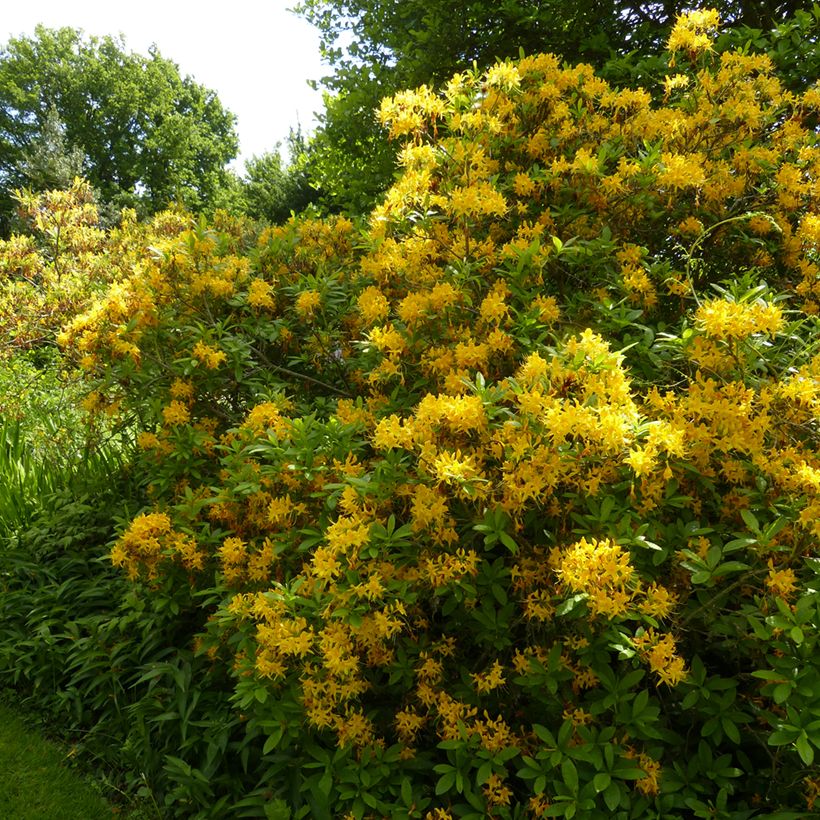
[
  {"left": 0, "top": 26, "right": 239, "bottom": 233},
  {"left": 241, "top": 131, "right": 319, "bottom": 224},
  {"left": 299, "top": 0, "right": 805, "bottom": 75}
]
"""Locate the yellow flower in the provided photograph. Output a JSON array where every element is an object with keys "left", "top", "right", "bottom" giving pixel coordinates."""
[
  {"left": 635, "top": 629, "right": 688, "bottom": 686},
  {"left": 368, "top": 323, "right": 406, "bottom": 356},
  {"left": 483, "top": 772, "right": 513, "bottom": 806},
  {"left": 247, "top": 278, "right": 274, "bottom": 309},
  {"left": 533, "top": 295, "right": 560, "bottom": 324},
  {"left": 479, "top": 287, "right": 509, "bottom": 324},
  {"left": 395, "top": 708, "right": 425, "bottom": 743},
  {"left": 169, "top": 378, "right": 194, "bottom": 401},
  {"left": 625, "top": 446, "right": 657, "bottom": 477},
  {"left": 137, "top": 431, "right": 161, "bottom": 450},
  {"left": 220, "top": 536, "right": 247, "bottom": 565},
  {"left": 192, "top": 340, "right": 226, "bottom": 369},
  {"left": 433, "top": 449, "right": 482, "bottom": 486},
  {"left": 663, "top": 73, "right": 690, "bottom": 95},
  {"left": 658, "top": 153, "right": 706, "bottom": 189},
  {"left": 357, "top": 285, "right": 390, "bottom": 324},
  {"left": 485, "top": 62, "right": 521, "bottom": 90},
  {"left": 635, "top": 753, "right": 662, "bottom": 796},
  {"left": 162, "top": 400, "right": 190, "bottom": 426},
  {"left": 667, "top": 8, "right": 720, "bottom": 54},
  {"left": 696, "top": 299, "right": 784, "bottom": 340},
  {"left": 295, "top": 289, "right": 321, "bottom": 318},
  {"left": 472, "top": 660, "right": 506, "bottom": 693},
  {"left": 765, "top": 561, "right": 797, "bottom": 599},
  {"left": 639, "top": 583, "right": 678, "bottom": 619}
]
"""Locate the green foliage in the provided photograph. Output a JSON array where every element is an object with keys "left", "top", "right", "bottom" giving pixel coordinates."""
[
  {"left": 15, "top": 105, "right": 85, "bottom": 196},
  {"left": 0, "top": 349, "right": 127, "bottom": 537},
  {"left": 48, "top": 17, "right": 820, "bottom": 815},
  {"left": 717, "top": 2, "right": 820, "bottom": 91},
  {"left": 242, "top": 131, "right": 319, "bottom": 224},
  {"left": 0, "top": 25, "right": 238, "bottom": 234},
  {"left": 0, "top": 480, "right": 272, "bottom": 817},
  {"left": 302, "top": 68, "right": 405, "bottom": 214}
]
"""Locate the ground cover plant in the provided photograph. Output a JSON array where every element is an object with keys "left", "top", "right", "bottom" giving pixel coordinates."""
[{"left": 2, "top": 7, "right": 819, "bottom": 818}]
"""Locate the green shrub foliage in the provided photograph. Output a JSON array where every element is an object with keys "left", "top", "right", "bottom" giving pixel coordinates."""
[{"left": 41, "top": 9, "right": 820, "bottom": 817}]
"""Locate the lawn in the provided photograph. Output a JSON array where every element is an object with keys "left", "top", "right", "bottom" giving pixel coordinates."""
[{"left": 0, "top": 702, "right": 116, "bottom": 819}]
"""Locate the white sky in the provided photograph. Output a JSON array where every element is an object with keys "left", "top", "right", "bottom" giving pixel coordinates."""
[{"left": 0, "top": 0, "right": 327, "bottom": 172}]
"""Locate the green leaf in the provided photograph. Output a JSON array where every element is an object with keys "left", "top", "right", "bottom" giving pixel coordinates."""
[
  {"left": 603, "top": 782, "right": 621, "bottom": 811},
  {"left": 769, "top": 729, "right": 799, "bottom": 746},
  {"left": 796, "top": 733, "right": 814, "bottom": 766},
  {"left": 533, "top": 724, "right": 556, "bottom": 745},
  {"left": 401, "top": 778, "right": 412, "bottom": 806},
  {"left": 722, "top": 718, "right": 740, "bottom": 744},
  {"left": 751, "top": 669, "right": 787, "bottom": 681},
  {"left": 593, "top": 772, "right": 611, "bottom": 792},
  {"left": 710, "top": 561, "right": 750, "bottom": 578},
  {"left": 612, "top": 766, "right": 646, "bottom": 780},
  {"left": 264, "top": 799, "right": 291, "bottom": 820},
  {"left": 740, "top": 509, "right": 760, "bottom": 533},
  {"left": 436, "top": 771, "right": 456, "bottom": 795},
  {"left": 263, "top": 727, "right": 283, "bottom": 754},
  {"left": 499, "top": 531, "right": 518, "bottom": 554},
  {"left": 561, "top": 759, "right": 578, "bottom": 793}
]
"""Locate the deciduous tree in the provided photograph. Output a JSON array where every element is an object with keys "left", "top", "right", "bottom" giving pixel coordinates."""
[{"left": 0, "top": 26, "right": 238, "bottom": 234}]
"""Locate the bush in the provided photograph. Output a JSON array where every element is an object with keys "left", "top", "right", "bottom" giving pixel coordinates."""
[{"left": 52, "top": 9, "right": 820, "bottom": 817}]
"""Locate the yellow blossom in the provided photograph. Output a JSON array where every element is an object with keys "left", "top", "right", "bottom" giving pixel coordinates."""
[
  {"left": 247, "top": 278, "right": 275, "bottom": 309},
  {"left": 295, "top": 289, "right": 321, "bottom": 318},
  {"left": 766, "top": 561, "right": 797, "bottom": 599},
  {"left": 162, "top": 400, "right": 190, "bottom": 426},
  {"left": 667, "top": 8, "right": 720, "bottom": 54},
  {"left": 472, "top": 660, "right": 506, "bottom": 693},
  {"left": 357, "top": 285, "right": 390, "bottom": 324},
  {"left": 192, "top": 340, "right": 226, "bottom": 369}
]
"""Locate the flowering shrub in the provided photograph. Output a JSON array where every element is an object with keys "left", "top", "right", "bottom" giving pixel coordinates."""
[
  {"left": 0, "top": 179, "right": 119, "bottom": 356},
  {"left": 60, "top": 10, "right": 820, "bottom": 818}
]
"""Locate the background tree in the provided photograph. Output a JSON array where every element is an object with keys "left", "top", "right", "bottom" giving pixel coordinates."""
[
  {"left": 16, "top": 106, "right": 84, "bottom": 194},
  {"left": 0, "top": 26, "right": 239, "bottom": 235},
  {"left": 242, "top": 129, "right": 319, "bottom": 224},
  {"left": 295, "top": 0, "right": 809, "bottom": 213}
]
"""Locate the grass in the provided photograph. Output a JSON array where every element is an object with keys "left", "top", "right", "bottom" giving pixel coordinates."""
[{"left": 0, "top": 702, "right": 117, "bottom": 819}]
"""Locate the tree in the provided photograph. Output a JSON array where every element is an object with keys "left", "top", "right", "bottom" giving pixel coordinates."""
[
  {"left": 242, "top": 130, "right": 319, "bottom": 224},
  {"left": 0, "top": 26, "right": 239, "bottom": 234},
  {"left": 295, "top": 0, "right": 808, "bottom": 212},
  {"left": 16, "top": 106, "right": 85, "bottom": 194}
]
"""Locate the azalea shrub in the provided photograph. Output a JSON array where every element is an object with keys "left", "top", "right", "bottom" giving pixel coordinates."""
[
  {"left": 0, "top": 178, "right": 122, "bottom": 357},
  {"left": 57, "top": 10, "right": 820, "bottom": 818},
  {"left": 0, "top": 178, "right": 197, "bottom": 467}
]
